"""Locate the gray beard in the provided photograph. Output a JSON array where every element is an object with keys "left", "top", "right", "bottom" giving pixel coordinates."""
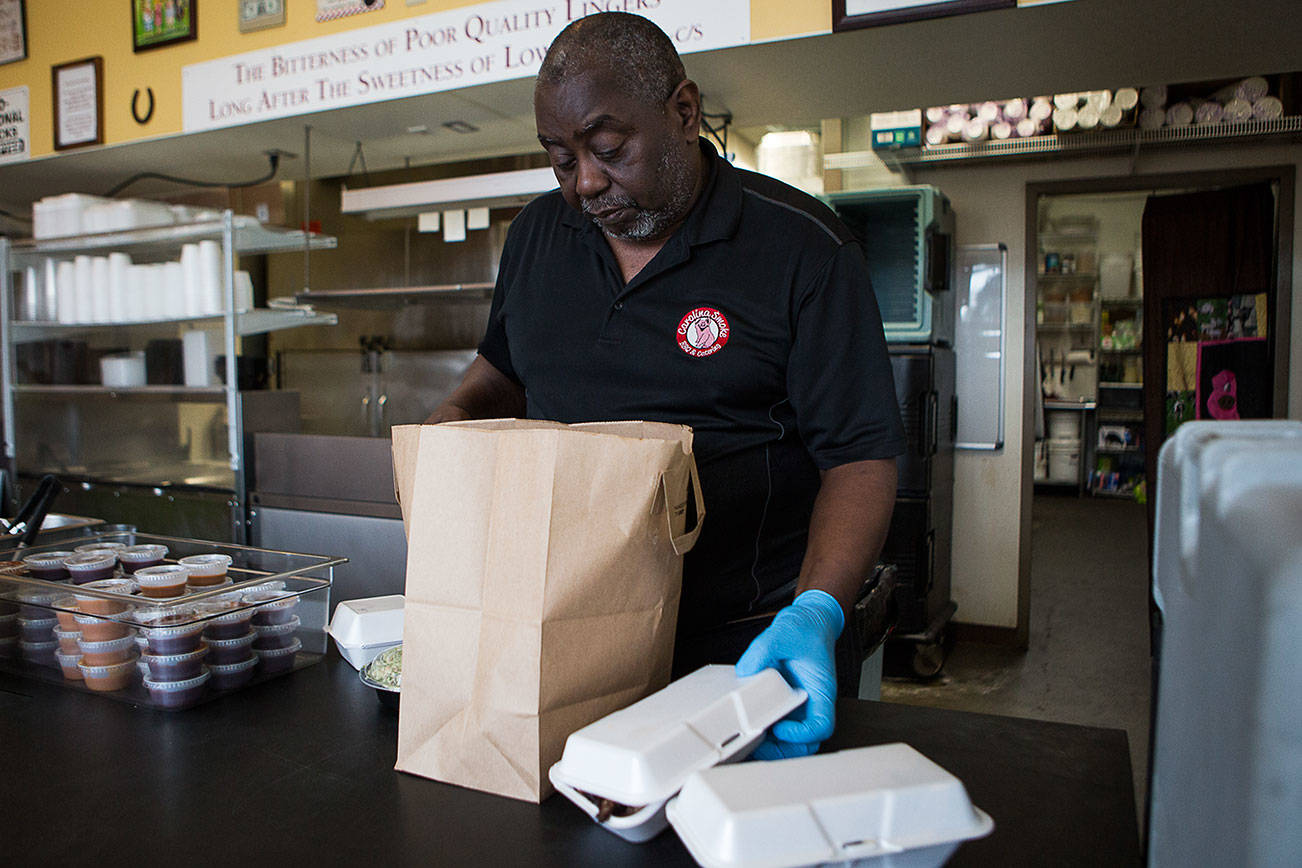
[{"left": 583, "top": 141, "right": 695, "bottom": 241}]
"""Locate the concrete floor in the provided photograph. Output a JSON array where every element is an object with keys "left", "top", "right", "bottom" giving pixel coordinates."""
[{"left": 881, "top": 493, "right": 1153, "bottom": 824}]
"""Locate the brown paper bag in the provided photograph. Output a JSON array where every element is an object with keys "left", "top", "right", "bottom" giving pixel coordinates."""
[{"left": 391, "top": 419, "right": 704, "bottom": 802}]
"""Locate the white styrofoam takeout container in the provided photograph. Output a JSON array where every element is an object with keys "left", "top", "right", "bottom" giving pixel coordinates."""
[
  {"left": 548, "top": 664, "right": 806, "bottom": 844},
  {"left": 666, "top": 742, "right": 994, "bottom": 868},
  {"left": 326, "top": 595, "right": 404, "bottom": 669}
]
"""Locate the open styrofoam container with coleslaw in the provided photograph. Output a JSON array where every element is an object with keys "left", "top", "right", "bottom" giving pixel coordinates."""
[
  {"left": 548, "top": 664, "right": 806, "bottom": 843},
  {"left": 666, "top": 742, "right": 994, "bottom": 868}
]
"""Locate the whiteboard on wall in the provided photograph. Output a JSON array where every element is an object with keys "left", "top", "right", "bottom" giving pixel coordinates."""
[{"left": 954, "top": 243, "right": 1008, "bottom": 450}]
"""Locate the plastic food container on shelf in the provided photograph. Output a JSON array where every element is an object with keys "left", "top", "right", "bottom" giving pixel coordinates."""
[
  {"left": 548, "top": 665, "right": 807, "bottom": 843},
  {"left": 0, "top": 530, "right": 342, "bottom": 711},
  {"left": 666, "top": 743, "right": 994, "bottom": 868},
  {"left": 327, "top": 595, "right": 404, "bottom": 669}
]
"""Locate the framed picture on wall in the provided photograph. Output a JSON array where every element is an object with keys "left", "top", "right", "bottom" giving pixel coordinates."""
[
  {"left": 832, "top": 0, "right": 1014, "bottom": 32},
  {"left": 0, "top": 0, "right": 27, "bottom": 67},
  {"left": 132, "top": 0, "right": 198, "bottom": 52},
  {"left": 52, "top": 56, "right": 104, "bottom": 151}
]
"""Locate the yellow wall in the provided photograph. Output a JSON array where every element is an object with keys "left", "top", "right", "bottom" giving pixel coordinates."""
[{"left": 0, "top": 1, "right": 832, "bottom": 158}]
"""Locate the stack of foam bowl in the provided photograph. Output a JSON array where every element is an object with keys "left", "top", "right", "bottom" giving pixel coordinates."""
[
  {"left": 549, "top": 665, "right": 807, "bottom": 843},
  {"left": 247, "top": 589, "right": 301, "bottom": 675}
]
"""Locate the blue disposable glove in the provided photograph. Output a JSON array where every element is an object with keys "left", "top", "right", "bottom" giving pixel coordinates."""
[{"left": 735, "top": 589, "right": 844, "bottom": 760}]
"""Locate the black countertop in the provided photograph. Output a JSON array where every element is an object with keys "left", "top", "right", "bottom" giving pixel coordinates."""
[{"left": 0, "top": 653, "right": 1140, "bottom": 866}]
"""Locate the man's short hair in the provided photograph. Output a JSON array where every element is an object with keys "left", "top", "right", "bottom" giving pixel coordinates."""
[{"left": 536, "top": 12, "right": 686, "bottom": 107}]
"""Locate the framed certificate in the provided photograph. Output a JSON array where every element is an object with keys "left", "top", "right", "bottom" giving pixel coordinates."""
[
  {"left": 833, "top": 0, "right": 1014, "bottom": 31},
  {"left": 52, "top": 56, "right": 104, "bottom": 151},
  {"left": 0, "top": 0, "right": 26, "bottom": 66},
  {"left": 133, "top": 0, "right": 198, "bottom": 52}
]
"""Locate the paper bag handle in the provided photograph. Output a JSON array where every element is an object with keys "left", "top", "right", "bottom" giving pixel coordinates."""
[{"left": 662, "top": 455, "right": 705, "bottom": 556}]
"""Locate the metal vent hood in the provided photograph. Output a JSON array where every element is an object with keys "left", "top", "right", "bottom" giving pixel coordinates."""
[{"left": 340, "top": 166, "right": 558, "bottom": 221}]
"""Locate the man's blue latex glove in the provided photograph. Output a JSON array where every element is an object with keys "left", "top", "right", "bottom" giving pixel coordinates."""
[{"left": 735, "top": 589, "right": 844, "bottom": 760}]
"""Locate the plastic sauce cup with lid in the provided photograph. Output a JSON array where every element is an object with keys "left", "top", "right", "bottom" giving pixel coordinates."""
[
  {"left": 208, "top": 656, "right": 258, "bottom": 690},
  {"left": 73, "top": 611, "right": 130, "bottom": 641},
  {"left": 205, "top": 631, "right": 256, "bottom": 665},
  {"left": 21, "top": 551, "right": 74, "bottom": 580},
  {"left": 136, "top": 609, "right": 205, "bottom": 655},
  {"left": 15, "top": 588, "right": 61, "bottom": 619},
  {"left": 53, "top": 625, "right": 82, "bottom": 653},
  {"left": 142, "top": 644, "right": 209, "bottom": 682},
  {"left": 245, "top": 590, "right": 299, "bottom": 626},
  {"left": 252, "top": 615, "right": 300, "bottom": 651},
  {"left": 20, "top": 638, "right": 59, "bottom": 666},
  {"left": 197, "top": 601, "right": 254, "bottom": 639},
  {"left": 134, "top": 565, "right": 190, "bottom": 598},
  {"left": 17, "top": 615, "right": 57, "bottom": 643},
  {"left": 117, "top": 544, "right": 168, "bottom": 574},
  {"left": 55, "top": 649, "right": 85, "bottom": 680},
  {"left": 253, "top": 637, "right": 301, "bottom": 674},
  {"left": 77, "top": 633, "right": 137, "bottom": 665},
  {"left": 73, "top": 578, "right": 137, "bottom": 616},
  {"left": 51, "top": 596, "right": 81, "bottom": 629},
  {"left": 74, "top": 542, "right": 127, "bottom": 556},
  {"left": 178, "top": 554, "right": 232, "bottom": 586},
  {"left": 144, "top": 668, "right": 210, "bottom": 709},
  {"left": 63, "top": 552, "right": 117, "bottom": 584},
  {"left": 78, "top": 656, "right": 139, "bottom": 692}
]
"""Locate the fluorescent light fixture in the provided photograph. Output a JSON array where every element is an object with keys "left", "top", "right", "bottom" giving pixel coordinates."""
[
  {"left": 443, "top": 120, "right": 479, "bottom": 134},
  {"left": 340, "top": 166, "right": 558, "bottom": 220}
]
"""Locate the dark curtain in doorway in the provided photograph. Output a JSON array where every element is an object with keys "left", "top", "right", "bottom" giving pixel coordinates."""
[{"left": 1140, "top": 180, "right": 1276, "bottom": 530}]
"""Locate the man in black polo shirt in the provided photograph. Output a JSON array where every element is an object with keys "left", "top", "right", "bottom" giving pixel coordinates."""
[{"left": 429, "top": 12, "right": 904, "bottom": 759}]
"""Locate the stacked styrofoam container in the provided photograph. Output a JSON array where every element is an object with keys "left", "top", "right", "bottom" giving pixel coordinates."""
[
  {"left": 549, "top": 665, "right": 993, "bottom": 865},
  {"left": 327, "top": 595, "right": 404, "bottom": 669},
  {"left": 31, "top": 194, "right": 185, "bottom": 239},
  {"left": 1148, "top": 421, "right": 1302, "bottom": 868}
]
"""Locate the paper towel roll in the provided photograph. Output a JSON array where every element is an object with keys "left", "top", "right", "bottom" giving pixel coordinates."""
[
  {"left": 1100, "top": 104, "right": 1125, "bottom": 128},
  {"left": 1002, "top": 98, "right": 1027, "bottom": 121},
  {"left": 1140, "top": 85, "right": 1167, "bottom": 108},
  {"left": 22, "top": 267, "right": 40, "bottom": 321},
  {"left": 1222, "top": 97, "right": 1253, "bottom": 123},
  {"left": 1016, "top": 118, "right": 1040, "bottom": 138},
  {"left": 1139, "top": 108, "right": 1166, "bottom": 130},
  {"left": 991, "top": 120, "right": 1013, "bottom": 140},
  {"left": 1077, "top": 104, "right": 1101, "bottom": 130},
  {"left": 1114, "top": 87, "right": 1140, "bottom": 111},
  {"left": 1028, "top": 98, "right": 1053, "bottom": 122},
  {"left": 90, "top": 257, "right": 111, "bottom": 324},
  {"left": 1165, "top": 103, "right": 1194, "bottom": 127},
  {"left": 1236, "top": 76, "right": 1269, "bottom": 103},
  {"left": 1252, "top": 96, "right": 1283, "bottom": 120}
]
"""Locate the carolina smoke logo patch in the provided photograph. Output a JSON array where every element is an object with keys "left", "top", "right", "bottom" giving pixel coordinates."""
[{"left": 677, "top": 307, "right": 730, "bottom": 357}]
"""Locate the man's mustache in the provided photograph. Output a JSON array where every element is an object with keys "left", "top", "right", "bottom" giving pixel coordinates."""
[{"left": 581, "top": 194, "right": 639, "bottom": 215}]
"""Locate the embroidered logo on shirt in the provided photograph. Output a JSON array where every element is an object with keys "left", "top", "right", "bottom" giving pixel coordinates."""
[{"left": 676, "top": 307, "right": 730, "bottom": 357}]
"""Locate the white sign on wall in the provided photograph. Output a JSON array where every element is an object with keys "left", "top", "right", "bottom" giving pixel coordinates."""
[
  {"left": 0, "top": 85, "right": 30, "bottom": 165},
  {"left": 183, "top": 0, "right": 750, "bottom": 133}
]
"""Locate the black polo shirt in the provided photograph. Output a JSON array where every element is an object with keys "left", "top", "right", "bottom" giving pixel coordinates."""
[{"left": 479, "top": 140, "right": 905, "bottom": 635}]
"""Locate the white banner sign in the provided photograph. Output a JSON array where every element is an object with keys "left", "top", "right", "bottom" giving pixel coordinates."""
[
  {"left": 183, "top": 0, "right": 750, "bottom": 133},
  {"left": 0, "top": 85, "right": 28, "bottom": 165}
]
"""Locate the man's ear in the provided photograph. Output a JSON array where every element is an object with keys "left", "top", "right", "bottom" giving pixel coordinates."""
[{"left": 668, "top": 79, "right": 702, "bottom": 142}]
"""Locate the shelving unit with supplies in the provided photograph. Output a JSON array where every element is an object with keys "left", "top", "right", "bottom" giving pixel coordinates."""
[{"left": 0, "top": 214, "right": 339, "bottom": 541}]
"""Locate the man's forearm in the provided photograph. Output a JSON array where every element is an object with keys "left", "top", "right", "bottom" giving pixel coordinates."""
[
  {"left": 426, "top": 355, "right": 526, "bottom": 423},
  {"left": 795, "top": 458, "right": 898, "bottom": 621}
]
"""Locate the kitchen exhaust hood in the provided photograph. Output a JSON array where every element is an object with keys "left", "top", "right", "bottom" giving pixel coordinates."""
[{"left": 340, "top": 167, "right": 558, "bottom": 221}]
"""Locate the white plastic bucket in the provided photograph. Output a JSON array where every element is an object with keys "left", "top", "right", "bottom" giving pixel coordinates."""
[{"left": 1047, "top": 438, "right": 1080, "bottom": 482}]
